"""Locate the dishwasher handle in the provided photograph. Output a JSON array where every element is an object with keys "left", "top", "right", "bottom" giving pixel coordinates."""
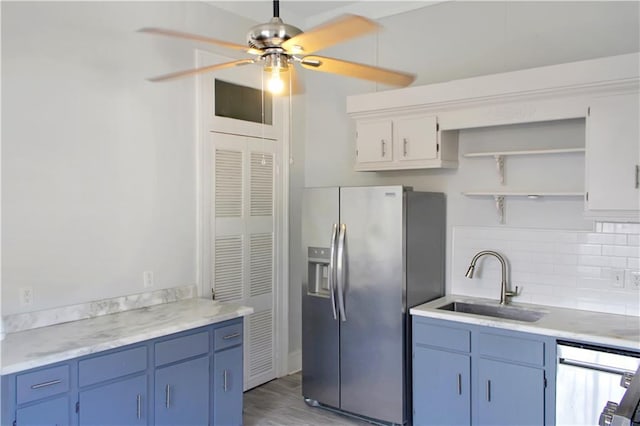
[{"left": 559, "top": 357, "right": 635, "bottom": 377}]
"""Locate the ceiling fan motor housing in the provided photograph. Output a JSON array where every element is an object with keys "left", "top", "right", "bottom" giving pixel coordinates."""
[{"left": 247, "top": 17, "right": 302, "bottom": 50}]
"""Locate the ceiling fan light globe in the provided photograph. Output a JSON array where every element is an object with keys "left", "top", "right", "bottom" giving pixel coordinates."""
[{"left": 267, "top": 72, "right": 285, "bottom": 94}]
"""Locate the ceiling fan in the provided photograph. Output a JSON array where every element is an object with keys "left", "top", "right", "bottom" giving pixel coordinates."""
[{"left": 139, "top": 0, "right": 416, "bottom": 94}]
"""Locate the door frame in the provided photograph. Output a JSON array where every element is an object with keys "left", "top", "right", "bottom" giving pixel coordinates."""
[{"left": 194, "top": 49, "right": 290, "bottom": 378}]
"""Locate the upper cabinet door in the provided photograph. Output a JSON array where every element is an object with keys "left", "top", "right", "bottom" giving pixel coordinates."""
[
  {"left": 586, "top": 92, "right": 640, "bottom": 211},
  {"left": 395, "top": 115, "right": 438, "bottom": 161},
  {"left": 356, "top": 119, "right": 393, "bottom": 164}
]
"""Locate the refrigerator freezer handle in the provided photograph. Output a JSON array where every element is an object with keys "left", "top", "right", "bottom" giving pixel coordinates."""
[
  {"left": 328, "top": 223, "right": 338, "bottom": 320},
  {"left": 336, "top": 223, "right": 347, "bottom": 322}
]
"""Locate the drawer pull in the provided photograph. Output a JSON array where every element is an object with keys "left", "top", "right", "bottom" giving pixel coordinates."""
[
  {"left": 31, "top": 379, "right": 61, "bottom": 389},
  {"left": 223, "top": 332, "right": 241, "bottom": 340},
  {"left": 136, "top": 394, "right": 142, "bottom": 419},
  {"left": 457, "top": 374, "right": 462, "bottom": 395},
  {"left": 165, "top": 384, "right": 171, "bottom": 408},
  {"left": 486, "top": 380, "right": 492, "bottom": 402},
  {"left": 223, "top": 370, "right": 229, "bottom": 392}
]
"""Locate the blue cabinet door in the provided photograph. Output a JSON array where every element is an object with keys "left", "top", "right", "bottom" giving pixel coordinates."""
[
  {"left": 213, "top": 346, "right": 243, "bottom": 426},
  {"left": 413, "top": 346, "right": 470, "bottom": 426},
  {"left": 477, "top": 358, "right": 544, "bottom": 426},
  {"left": 79, "top": 374, "right": 146, "bottom": 425},
  {"left": 154, "top": 355, "right": 210, "bottom": 426},
  {"left": 16, "top": 395, "right": 69, "bottom": 426}
]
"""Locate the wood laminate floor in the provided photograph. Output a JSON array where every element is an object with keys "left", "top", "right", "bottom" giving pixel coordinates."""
[{"left": 243, "top": 373, "right": 370, "bottom": 426}]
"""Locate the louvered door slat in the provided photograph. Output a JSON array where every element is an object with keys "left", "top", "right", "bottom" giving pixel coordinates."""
[
  {"left": 250, "top": 233, "right": 273, "bottom": 298},
  {"left": 216, "top": 150, "right": 243, "bottom": 218},
  {"left": 213, "top": 236, "right": 243, "bottom": 302},
  {"left": 248, "top": 310, "right": 274, "bottom": 377},
  {"left": 250, "top": 153, "right": 273, "bottom": 217}
]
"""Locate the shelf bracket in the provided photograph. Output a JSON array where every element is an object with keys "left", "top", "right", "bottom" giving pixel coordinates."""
[
  {"left": 493, "top": 195, "right": 505, "bottom": 224},
  {"left": 494, "top": 155, "right": 505, "bottom": 185}
]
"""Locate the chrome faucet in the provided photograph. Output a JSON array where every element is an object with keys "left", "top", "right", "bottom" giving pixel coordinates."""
[{"left": 465, "top": 250, "right": 519, "bottom": 305}]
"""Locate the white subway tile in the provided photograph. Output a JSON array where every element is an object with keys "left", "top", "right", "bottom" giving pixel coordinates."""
[
  {"left": 602, "top": 245, "right": 640, "bottom": 257},
  {"left": 578, "top": 233, "right": 626, "bottom": 245},
  {"left": 556, "top": 243, "right": 601, "bottom": 256},
  {"left": 509, "top": 240, "right": 556, "bottom": 252},
  {"left": 554, "top": 254, "right": 579, "bottom": 265},
  {"left": 576, "top": 277, "right": 611, "bottom": 290},
  {"left": 579, "top": 255, "right": 627, "bottom": 268},
  {"left": 628, "top": 235, "right": 640, "bottom": 246},
  {"left": 602, "top": 223, "right": 616, "bottom": 233},
  {"left": 629, "top": 257, "right": 640, "bottom": 269},
  {"left": 554, "top": 265, "right": 601, "bottom": 278},
  {"left": 555, "top": 232, "right": 579, "bottom": 243},
  {"left": 614, "top": 223, "right": 640, "bottom": 234},
  {"left": 595, "top": 222, "right": 603, "bottom": 232}
]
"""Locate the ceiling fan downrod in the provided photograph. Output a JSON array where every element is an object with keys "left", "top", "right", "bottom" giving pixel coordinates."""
[{"left": 273, "top": 0, "right": 279, "bottom": 18}]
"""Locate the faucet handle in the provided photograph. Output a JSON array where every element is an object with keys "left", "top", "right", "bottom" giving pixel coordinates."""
[{"left": 505, "top": 286, "right": 520, "bottom": 298}]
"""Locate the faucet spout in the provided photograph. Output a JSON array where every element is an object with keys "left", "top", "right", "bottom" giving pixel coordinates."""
[{"left": 465, "top": 250, "right": 518, "bottom": 304}]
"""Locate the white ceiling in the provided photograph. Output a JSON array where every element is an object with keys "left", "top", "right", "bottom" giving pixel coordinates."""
[{"left": 208, "top": 1, "right": 443, "bottom": 28}]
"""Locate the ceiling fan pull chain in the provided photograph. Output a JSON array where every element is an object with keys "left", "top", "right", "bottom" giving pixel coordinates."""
[{"left": 273, "top": 0, "right": 279, "bottom": 18}]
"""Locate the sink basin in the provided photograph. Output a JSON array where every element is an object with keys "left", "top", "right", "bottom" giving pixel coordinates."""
[{"left": 437, "top": 301, "right": 545, "bottom": 323}]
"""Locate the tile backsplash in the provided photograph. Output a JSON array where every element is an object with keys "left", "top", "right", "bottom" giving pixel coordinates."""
[{"left": 451, "top": 222, "right": 640, "bottom": 316}]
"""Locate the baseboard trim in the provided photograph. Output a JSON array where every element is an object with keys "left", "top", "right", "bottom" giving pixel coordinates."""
[{"left": 288, "top": 349, "right": 302, "bottom": 374}]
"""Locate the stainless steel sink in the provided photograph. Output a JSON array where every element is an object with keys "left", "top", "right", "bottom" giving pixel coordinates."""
[{"left": 437, "top": 301, "right": 545, "bottom": 323}]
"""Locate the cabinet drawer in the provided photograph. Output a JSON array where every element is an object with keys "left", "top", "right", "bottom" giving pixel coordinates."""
[
  {"left": 79, "top": 346, "right": 147, "bottom": 387},
  {"left": 214, "top": 322, "right": 243, "bottom": 352},
  {"left": 413, "top": 320, "right": 471, "bottom": 353},
  {"left": 155, "top": 330, "right": 209, "bottom": 366},
  {"left": 478, "top": 332, "right": 545, "bottom": 366},
  {"left": 16, "top": 364, "right": 70, "bottom": 404}
]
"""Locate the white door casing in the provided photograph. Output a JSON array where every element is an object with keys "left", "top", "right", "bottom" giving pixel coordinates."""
[{"left": 195, "top": 49, "right": 289, "bottom": 390}]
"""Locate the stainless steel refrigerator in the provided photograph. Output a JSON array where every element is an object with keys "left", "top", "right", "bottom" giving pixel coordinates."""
[{"left": 301, "top": 185, "right": 445, "bottom": 425}]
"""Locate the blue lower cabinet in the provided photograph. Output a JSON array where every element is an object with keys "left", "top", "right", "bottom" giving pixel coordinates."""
[
  {"left": 413, "top": 347, "right": 470, "bottom": 426},
  {"left": 79, "top": 374, "right": 147, "bottom": 425},
  {"left": 213, "top": 346, "right": 243, "bottom": 426},
  {"left": 15, "top": 395, "right": 70, "bottom": 426},
  {"left": 476, "top": 358, "right": 544, "bottom": 426},
  {"left": 154, "top": 356, "right": 210, "bottom": 425},
  {"left": 3, "top": 318, "right": 245, "bottom": 426},
  {"left": 412, "top": 317, "right": 554, "bottom": 426}
]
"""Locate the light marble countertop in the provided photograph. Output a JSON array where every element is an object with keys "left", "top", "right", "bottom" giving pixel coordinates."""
[
  {"left": 411, "top": 295, "right": 640, "bottom": 351},
  {"left": 1, "top": 298, "right": 253, "bottom": 375}
]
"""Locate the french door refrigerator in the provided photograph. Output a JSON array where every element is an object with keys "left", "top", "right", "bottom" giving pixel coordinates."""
[{"left": 301, "top": 186, "right": 445, "bottom": 425}]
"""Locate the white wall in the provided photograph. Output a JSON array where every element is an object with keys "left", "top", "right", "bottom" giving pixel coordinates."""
[
  {"left": 1, "top": 1, "right": 255, "bottom": 315},
  {"left": 288, "top": 1, "right": 640, "bottom": 358}
]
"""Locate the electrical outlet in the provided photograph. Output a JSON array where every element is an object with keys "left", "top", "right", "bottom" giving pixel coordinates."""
[
  {"left": 19, "top": 287, "right": 33, "bottom": 307},
  {"left": 143, "top": 271, "right": 154, "bottom": 288},
  {"left": 626, "top": 270, "right": 640, "bottom": 290},
  {"left": 611, "top": 269, "right": 625, "bottom": 288}
]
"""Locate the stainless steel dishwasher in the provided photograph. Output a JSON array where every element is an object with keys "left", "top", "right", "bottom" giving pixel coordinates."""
[{"left": 556, "top": 341, "right": 640, "bottom": 426}]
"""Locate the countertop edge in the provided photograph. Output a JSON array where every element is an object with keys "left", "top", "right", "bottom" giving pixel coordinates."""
[
  {"left": 1, "top": 302, "right": 254, "bottom": 375},
  {"left": 410, "top": 295, "right": 640, "bottom": 352}
]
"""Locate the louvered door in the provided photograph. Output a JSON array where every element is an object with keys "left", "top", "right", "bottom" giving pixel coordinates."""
[{"left": 211, "top": 132, "right": 277, "bottom": 390}]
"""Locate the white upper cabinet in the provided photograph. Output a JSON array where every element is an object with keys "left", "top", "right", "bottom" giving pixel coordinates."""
[
  {"left": 395, "top": 115, "right": 438, "bottom": 162},
  {"left": 355, "top": 119, "right": 393, "bottom": 164},
  {"left": 354, "top": 114, "right": 458, "bottom": 171},
  {"left": 586, "top": 92, "right": 640, "bottom": 212}
]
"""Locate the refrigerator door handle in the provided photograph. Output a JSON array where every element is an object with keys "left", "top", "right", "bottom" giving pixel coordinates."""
[
  {"left": 336, "top": 223, "right": 347, "bottom": 322},
  {"left": 328, "top": 223, "right": 338, "bottom": 320}
]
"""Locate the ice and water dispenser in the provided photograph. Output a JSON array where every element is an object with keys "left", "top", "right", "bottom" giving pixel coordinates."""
[{"left": 307, "top": 247, "right": 330, "bottom": 297}]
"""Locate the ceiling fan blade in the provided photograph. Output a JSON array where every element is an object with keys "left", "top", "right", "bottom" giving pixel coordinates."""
[
  {"left": 282, "top": 14, "right": 379, "bottom": 55},
  {"left": 147, "top": 59, "right": 255, "bottom": 82},
  {"left": 138, "top": 27, "right": 262, "bottom": 55},
  {"left": 300, "top": 55, "right": 415, "bottom": 87}
]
